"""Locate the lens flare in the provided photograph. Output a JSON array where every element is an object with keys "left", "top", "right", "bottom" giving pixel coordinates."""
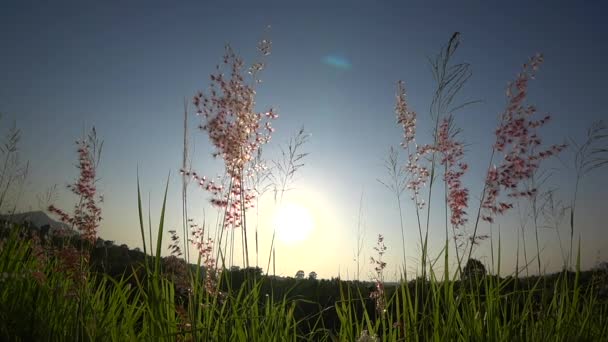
[{"left": 322, "top": 55, "right": 352, "bottom": 70}]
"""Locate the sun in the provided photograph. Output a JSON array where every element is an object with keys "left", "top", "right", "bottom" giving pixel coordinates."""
[{"left": 273, "top": 203, "right": 315, "bottom": 244}]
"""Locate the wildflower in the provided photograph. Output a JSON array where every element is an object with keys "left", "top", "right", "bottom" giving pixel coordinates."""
[
  {"left": 47, "top": 128, "right": 102, "bottom": 285},
  {"left": 370, "top": 234, "right": 387, "bottom": 315},
  {"left": 53, "top": 245, "right": 86, "bottom": 285},
  {"left": 481, "top": 54, "right": 566, "bottom": 224},
  {"left": 189, "top": 40, "right": 276, "bottom": 230},
  {"left": 436, "top": 115, "right": 469, "bottom": 229},
  {"left": 48, "top": 129, "right": 102, "bottom": 245},
  {"left": 396, "top": 80, "right": 416, "bottom": 147},
  {"left": 189, "top": 221, "right": 220, "bottom": 296},
  {"left": 396, "top": 81, "right": 432, "bottom": 209}
]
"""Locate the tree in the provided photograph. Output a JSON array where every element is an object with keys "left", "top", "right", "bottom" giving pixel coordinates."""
[
  {"left": 596, "top": 261, "right": 608, "bottom": 273},
  {"left": 295, "top": 270, "right": 305, "bottom": 279},
  {"left": 308, "top": 271, "right": 317, "bottom": 280},
  {"left": 462, "top": 258, "right": 486, "bottom": 281}
]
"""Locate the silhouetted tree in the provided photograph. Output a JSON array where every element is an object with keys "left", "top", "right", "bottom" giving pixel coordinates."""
[{"left": 462, "top": 258, "right": 486, "bottom": 281}]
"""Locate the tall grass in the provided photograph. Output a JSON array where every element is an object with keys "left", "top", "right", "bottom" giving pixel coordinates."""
[
  {"left": 0, "top": 32, "right": 607, "bottom": 341},
  {"left": 351, "top": 31, "right": 607, "bottom": 341},
  {"left": 0, "top": 119, "right": 29, "bottom": 216}
]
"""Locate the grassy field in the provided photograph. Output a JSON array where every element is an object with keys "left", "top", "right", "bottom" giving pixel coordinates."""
[
  {"left": 1, "top": 221, "right": 607, "bottom": 341},
  {"left": 1, "top": 32, "right": 607, "bottom": 341}
]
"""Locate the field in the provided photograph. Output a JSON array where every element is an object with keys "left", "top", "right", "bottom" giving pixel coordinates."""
[{"left": 1, "top": 32, "right": 607, "bottom": 341}]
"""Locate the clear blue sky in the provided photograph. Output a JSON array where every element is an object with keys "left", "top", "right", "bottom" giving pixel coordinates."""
[{"left": 1, "top": 0, "right": 606, "bottom": 280}]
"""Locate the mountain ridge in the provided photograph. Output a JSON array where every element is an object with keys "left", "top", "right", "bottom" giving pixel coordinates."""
[{"left": 0, "top": 210, "right": 76, "bottom": 234}]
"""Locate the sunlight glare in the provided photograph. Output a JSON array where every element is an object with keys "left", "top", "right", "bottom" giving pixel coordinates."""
[{"left": 273, "top": 203, "right": 315, "bottom": 244}]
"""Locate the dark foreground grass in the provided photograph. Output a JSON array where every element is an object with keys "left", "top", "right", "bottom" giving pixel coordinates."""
[{"left": 1, "top": 221, "right": 607, "bottom": 341}]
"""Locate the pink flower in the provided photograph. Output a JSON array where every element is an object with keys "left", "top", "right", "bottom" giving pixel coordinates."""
[
  {"left": 190, "top": 42, "right": 276, "bottom": 229},
  {"left": 436, "top": 116, "right": 469, "bottom": 229},
  {"left": 189, "top": 220, "right": 220, "bottom": 296},
  {"left": 48, "top": 129, "right": 102, "bottom": 245},
  {"left": 395, "top": 80, "right": 417, "bottom": 148},
  {"left": 395, "top": 81, "right": 433, "bottom": 209},
  {"left": 481, "top": 54, "right": 566, "bottom": 223},
  {"left": 370, "top": 234, "right": 387, "bottom": 314}
]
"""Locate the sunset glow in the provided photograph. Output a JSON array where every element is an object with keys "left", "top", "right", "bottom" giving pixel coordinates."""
[
  {"left": 2, "top": 2, "right": 608, "bottom": 339},
  {"left": 273, "top": 203, "right": 315, "bottom": 244}
]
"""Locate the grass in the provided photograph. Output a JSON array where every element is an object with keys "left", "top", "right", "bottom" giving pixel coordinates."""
[
  {"left": 2, "top": 222, "right": 607, "bottom": 340},
  {"left": 1, "top": 32, "right": 608, "bottom": 341}
]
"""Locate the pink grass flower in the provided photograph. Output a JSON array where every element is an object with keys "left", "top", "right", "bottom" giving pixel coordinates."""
[
  {"left": 188, "top": 220, "right": 220, "bottom": 296},
  {"left": 396, "top": 80, "right": 416, "bottom": 147},
  {"left": 188, "top": 42, "right": 276, "bottom": 229},
  {"left": 370, "top": 234, "right": 387, "bottom": 315},
  {"left": 481, "top": 54, "right": 567, "bottom": 224},
  {"left": 53, "top": 245, "right": 86, "bottom": 284},
  {"left": 395, "top": 81, "right": 432, "bottom": 209},
  {"left": 48, "top": 132, "right": 102, "bottom": 245},
  {"left": 436, "top": 116, "right": 469, "bottom": 229}
]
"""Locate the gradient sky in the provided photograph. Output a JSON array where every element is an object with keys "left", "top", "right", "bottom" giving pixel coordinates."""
[{"left": 1, "top": 0, "right": 606, "bottom": 281}]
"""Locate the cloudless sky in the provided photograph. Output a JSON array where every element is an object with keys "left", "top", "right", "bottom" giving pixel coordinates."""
[{"left": 1, "top": 0, "right": 606, "bottom": 280}]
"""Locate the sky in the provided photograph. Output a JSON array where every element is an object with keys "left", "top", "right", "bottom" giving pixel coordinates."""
[{"left": 1, "top": 0, "right": 606, "bottom": 281}]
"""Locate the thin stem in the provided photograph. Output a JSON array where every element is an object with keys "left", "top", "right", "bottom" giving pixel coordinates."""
[
  {"left": 467, "top": 147, "right": 497, "bottom": 262},
  {"left": 240, "top": 170, "right": 249, "bottom": 269},
  {"left": 181, "top": 98, "right": 190, "bottom": 264},
  {"left": 396, "top": 194, "right": 407, "bottom": 276},
  {"left": 531, "top": 186, "right": 541, "bottom": 275},
  {"left": 570, "top": 175, "right": 580, "bottom": 269}
]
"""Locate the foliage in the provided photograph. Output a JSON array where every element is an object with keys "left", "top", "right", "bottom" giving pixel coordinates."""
[{"left": 461, "top": 258, "right": 486, "bottom": 281}]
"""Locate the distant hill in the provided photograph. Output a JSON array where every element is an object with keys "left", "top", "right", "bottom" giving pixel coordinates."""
[{"left": 0, "top": 210, "right": 77, "bottom": 235}]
